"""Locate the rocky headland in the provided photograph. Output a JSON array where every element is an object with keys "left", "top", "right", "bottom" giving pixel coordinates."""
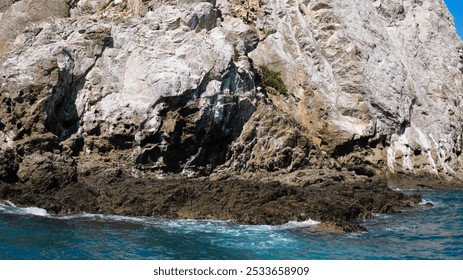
[{"left": 0, "top": 0, "right": 462, "bottom": 231}]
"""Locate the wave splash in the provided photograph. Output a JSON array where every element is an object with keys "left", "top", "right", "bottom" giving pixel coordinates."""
[
  {"left": 0, "top": 202, "right": 320, "bottom": 235},
  {"left": 0, "top": 202, "right": 49, "bottom": 217},
  {"left": 279, "top": 219, "right": 321, "bottom": 229}
]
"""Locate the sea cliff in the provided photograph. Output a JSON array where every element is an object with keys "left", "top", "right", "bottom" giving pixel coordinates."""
[{"left": 0, "top": 0, "right": 461, "bottom": 231}]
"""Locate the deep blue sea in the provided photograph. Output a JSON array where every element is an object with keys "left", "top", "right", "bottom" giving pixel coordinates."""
[{"left": 0, "top": 188, "right": 462, "bottom": 260}]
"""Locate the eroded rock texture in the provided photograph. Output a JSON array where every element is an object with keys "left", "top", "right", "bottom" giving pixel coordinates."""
[
  {"left": 241, "top": 0, "right": 463, "bottom": 186},
  {"left": 0, "top": 0, "right": 462, "bottom": 228}
]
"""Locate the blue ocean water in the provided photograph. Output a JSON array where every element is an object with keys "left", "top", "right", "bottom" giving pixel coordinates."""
[{"left": 0, "top": 188, "right": 462, "bottom": 260}]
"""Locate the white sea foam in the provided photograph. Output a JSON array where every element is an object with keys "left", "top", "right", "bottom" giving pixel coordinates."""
[
  {"left": 54, "top": 214, "right": 236, "bottom": 234},
  {"left": 279, "top": 219, "right": 321, "bottom": 229},
  {"left": 419, "top": 199, "right": 436, "bottom": 206},
  {"left": 4, "top": 200, "right": 15, "bottom": 207},
  {"left": 162, "top": 219, "right": 247, "bottom": 236},
  {"left": 0, "top": 202, "right": 319, "bottom": 233},
  {"left": 0, "top": 203, "right": 49, "bottom": 217},
  {"left": 348, "top": 232, "right": 365, "bottom": 239},
  {"left": 18, "top": 207, "right": 49, "bottom": 217},
  {"left": 58, "top": 213, "right": 146, "bottom": 223},
  {"left": 0, "top": 201, "right": 15, "bottom": 210},
  {"left": 57, "top": 214, "right": 241, "bottom": 236},
  {"left": 389, "top": 186, "right": 404, "bottom": 192},
  {"left": 372, "top": 213, "right": 392, "bottom": 219},
  {"left": 389, "top": 186, "right": 420, "bottom": 192},
  {"left": 385, "top": 226, "right": 411, "bottom": 232}
]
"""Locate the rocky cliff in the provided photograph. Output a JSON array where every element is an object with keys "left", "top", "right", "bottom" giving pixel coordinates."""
[{"left": 0, "top": 0, "right": 461, "bottom": 230}]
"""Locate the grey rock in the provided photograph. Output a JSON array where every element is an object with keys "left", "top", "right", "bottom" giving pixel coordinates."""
[
  {"left": 246, "top": 0, "right": 463, "bottom": 184},
  {"left": 0, "top": 0, "right": 70, "bottom": 56},
  {"left": 0, "top": 0, "right": 462, "bottom": 188}
]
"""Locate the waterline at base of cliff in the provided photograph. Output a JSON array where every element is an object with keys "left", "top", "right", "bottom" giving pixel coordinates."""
[
  {"left": 0, "top": 171, "right": 424, "bottom": 233},
  {"left": 1, "top": 187, "right": 461, "bottom": 259}
]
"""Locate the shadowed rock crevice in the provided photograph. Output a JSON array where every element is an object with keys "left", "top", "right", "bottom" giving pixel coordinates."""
[
  {"left": 332, "top": 136, "right": 372, "bottom": 158},
  {"left": 44, "top": 67, "right": 80, "bottom": 141},
  {"left": 45, "top": 36, "right": 113, "bottom": 142},
  {"left": 330, "top": 133, "right": 388, "bottom": 177},
  {"left": 135, "top": 62, "right": 257, "bottom": 175},
  {"left": 0, "top": 149, "right": 19, "bottom": 183}
]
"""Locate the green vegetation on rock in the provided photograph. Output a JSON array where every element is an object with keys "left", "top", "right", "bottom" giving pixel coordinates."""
[
  {"left": 259, "top": 65, "right": 288, "bottom": 95},
  {"left": 233, "top": 47, "right": 239, "bottom": 62}
]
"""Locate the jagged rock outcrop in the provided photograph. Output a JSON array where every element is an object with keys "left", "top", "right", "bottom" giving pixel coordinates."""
[{"left": 0, "top": 0, "right": 462, "bottom": 229}]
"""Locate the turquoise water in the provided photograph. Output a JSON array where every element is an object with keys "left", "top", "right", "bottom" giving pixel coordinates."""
[{"left": 0, "top": 188, "right": 462, "bottom": 260}]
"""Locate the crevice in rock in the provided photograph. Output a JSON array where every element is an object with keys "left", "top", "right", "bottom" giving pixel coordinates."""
[
  {"left": 456, "top": 147, "right": 462, "bottom": 157},
  {"left": 332, "top": 136, "right": 371, "bottom": 158},
  {"left": 45, "top": 35, "right": 113, "bottom": 143},
  {"left": 331, "top": 133, "right": 387, "bottom": 177},
  {"left": 370, "top": 102, "right": 395, "bottom": 119},
  {"left": 458, "top": 45, "right": 463, "bottom": 74},
  {"left": 0, "top": 149, "right": 19, "bottom": 183},
  {"left": 397, "top": 119, "right": 410, "bottom": 136},
  {"left": 66, "top": 0, "right": 80, "bottom": 16},
  {"left": 109, "top": 134, "right": 134, "bottom": 150},
  {"left": 369, "top": 134, "right": 387, "bottom": 149},
  {"left": 349, "top": 165, "right": 376, "bottom": 177},
  {"left": 136, "top": 61, "right": 257, "bottom": 175},
  {"left": 70, "top": 137, "right": 84, "bottom": 156}
]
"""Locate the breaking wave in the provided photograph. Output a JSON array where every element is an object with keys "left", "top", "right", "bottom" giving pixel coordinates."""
[{"left": 0, "top": 202, "right": 49, "bottom": 217}]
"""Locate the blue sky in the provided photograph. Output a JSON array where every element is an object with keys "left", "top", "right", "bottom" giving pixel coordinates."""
[{"left": 444, "top": 0, "right": 463, "bottom": 39}]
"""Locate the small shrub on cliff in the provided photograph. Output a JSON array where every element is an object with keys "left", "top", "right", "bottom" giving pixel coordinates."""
[
  {"left": 233, "top": 47, "right": 239, "bottom": 62},
  {"left": 258, "top": 65, "right": 288, "bottom": 95}
]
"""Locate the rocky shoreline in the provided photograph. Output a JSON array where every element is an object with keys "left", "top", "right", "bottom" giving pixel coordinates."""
[
  {"left": 0, "top": 0, "right": 462, "bottom": 233},
  {"left": 0, "top": 169, "right": 424, "bottom": 232}
]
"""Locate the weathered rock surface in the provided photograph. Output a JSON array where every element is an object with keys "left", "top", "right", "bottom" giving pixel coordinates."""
[
  {"left": 0, "top": 0, "right": 462, "bottom": 230},
  {"left": 241, "top": 0, "right": 463, "bottom": 186},
  {"left": 0, "top": 170, "right": 421, "bottom": 230}
]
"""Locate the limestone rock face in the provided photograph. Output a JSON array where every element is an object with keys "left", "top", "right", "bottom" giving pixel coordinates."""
[
  {"left": 69, "top": 0, "right": 106, "bottom": 17},
  {"left": 243, "top": 0, "right": 463, "bottom": 185},
  {"left": 0, "top": 0, "right": 262, "bottom": 182},
  {"left": 0, "top": 0, "right": 462, "bottom": 188},
  {"left": 0, "top": 0, "right": 70, "bottom": 56}
]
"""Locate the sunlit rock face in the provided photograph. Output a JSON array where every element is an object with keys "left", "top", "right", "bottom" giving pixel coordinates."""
[
  {"left": 0, "top": 0, "right": 462, "bottom": 188},
  {"left": 237, "top": 0, "right": 463, "bottom": 185}
]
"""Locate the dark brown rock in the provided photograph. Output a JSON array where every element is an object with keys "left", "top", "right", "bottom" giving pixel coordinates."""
[
  {"left": 0, "top": 148, "right": 18, "bottom": 183},
  {"left": 0, "top": 170, "right": 422, "bottom": 232}
]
